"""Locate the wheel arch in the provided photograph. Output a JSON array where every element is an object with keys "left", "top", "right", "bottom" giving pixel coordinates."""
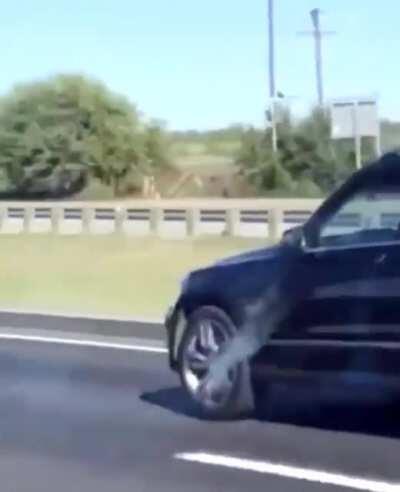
[{"left": 180, "top": 291, "right": 243, "bottom": 328}]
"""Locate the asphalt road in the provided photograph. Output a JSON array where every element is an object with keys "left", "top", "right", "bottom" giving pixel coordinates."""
[{"left": 0, "top": 330, "right": 400, "bottom": 492}]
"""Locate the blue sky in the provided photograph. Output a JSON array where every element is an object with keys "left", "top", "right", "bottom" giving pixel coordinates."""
[{"left": 0, "top": 0, "right": 398, "bottom": 130}]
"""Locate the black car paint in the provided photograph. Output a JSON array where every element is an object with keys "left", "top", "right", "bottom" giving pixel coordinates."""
[{"left": 165, "top": 153, "right": 400, "bottom": 397}]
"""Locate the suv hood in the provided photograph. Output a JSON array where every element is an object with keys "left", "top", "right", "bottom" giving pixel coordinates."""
[{"left": 214, "top": 244, "right": 283, "bottom": 267}]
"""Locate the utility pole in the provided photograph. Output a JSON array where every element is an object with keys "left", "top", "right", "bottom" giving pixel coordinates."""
[
  {"left": 268, "top": 0, "right": 277, "bottom": 152},
  {"left": 311, "top": 8, "right": 323, "bottom": 106},
  {"left": 268, "top": 0, "right": 276, "bottom": 100},
  {"left": 298, "top": 9, "right": 335, "bottom": 106}
]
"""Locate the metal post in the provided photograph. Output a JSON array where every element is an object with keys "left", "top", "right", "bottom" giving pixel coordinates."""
[
  {"left": 225, "top": 209, "right": 241, "bottom": 237},
  {"left": 115, "top": 206, "right": 127, "bottom": 235},
  {"left": 352, "top": 102, "right": 362, "bottom": 170},
  {"left": 23, "top": 207, "right": 35, "bottom": 234},
  {"left": 0, "top": 207, "right": 6, "bottom": 232},
  {"left": 149, "top": 208, "right": 163, "bottom": 236},
  {"left": 186, "top": 208, "right": 201, "bottom": 237},
  {"left": 311, "top": 8, "right": 324, "bottom": 106},
  {"left": 82, "top": 208, "right": 95, "bottom": 234},
  {"left": 298, "top": 10, "right": 335, "bottom": 107},
  {"left": 268, "top": 0, "right": 276, "bottom": 101},
  {"left": 375, "top": 123, "right": 382, "bottom": 158},
  {"left": 51, "top": 207, "right": 63, "bottom": 234},
  {"left": 268, "top": 0, "right": 277, "bottom": 152},
  {"left": 269, "top": 208, "right": 283, "bottom": 243},
  {"left": 271, "top": 102, "right": 278, "bottom": 153}
]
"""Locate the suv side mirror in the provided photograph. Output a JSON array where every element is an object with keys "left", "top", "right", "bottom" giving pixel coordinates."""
[{"left": 281, "top": 225, "right": 304, "bottom": 248}]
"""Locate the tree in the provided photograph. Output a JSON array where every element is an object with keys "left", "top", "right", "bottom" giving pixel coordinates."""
[
  {"left": 143, "top": 123, "right": 172, "bottom": 170},
  {"left": 236, "top": 127, "right": 295, "bottom": 195},
  {"left": 235, "top": 107, "right": 363, "bottom": 197},
  {"left": 0, "top": 74, "right": 170, "bottom": 198}
]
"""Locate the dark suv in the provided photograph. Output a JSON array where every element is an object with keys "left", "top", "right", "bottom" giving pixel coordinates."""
[{"left": 165, "top": 152, "right": 400, "bottom": 418}]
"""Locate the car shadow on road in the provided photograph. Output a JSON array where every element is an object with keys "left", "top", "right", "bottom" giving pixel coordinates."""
[
  {"left": 141, "top": 384, "right": 400, "bottom": 438},
  {"left": 141, "top": 386, "right": 205, "bottom": 419},
  {"left": 255, "top": 378, "right": 400, "bottom": 439}
]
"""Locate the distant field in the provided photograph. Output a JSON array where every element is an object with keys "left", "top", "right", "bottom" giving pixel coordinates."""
[
  {"left": 170, "top": 137, "right": 240, "bottom": 171},
  {"left": 0, "top": 235, "right": 266, "bottom": 318},
  {"left": 167, "top": 136, "right": 252, "bottom": 197},
  {"left": 71, "top": 138, "right": 242, "bottom": 200},
  {"left": 170, "top": 139, "right": 241, "bottom": 161},
  {"left": 174, "top": 154, "right": 234, "bottom": 172}
]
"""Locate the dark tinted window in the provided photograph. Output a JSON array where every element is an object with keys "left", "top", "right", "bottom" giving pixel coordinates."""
[{"left": 317, "top": 189, "right": 400, "bottom": 248}]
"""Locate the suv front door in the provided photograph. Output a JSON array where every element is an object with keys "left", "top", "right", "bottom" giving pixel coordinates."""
[{"left": 256, "top": 182, "right": 400, "bottom": 385}]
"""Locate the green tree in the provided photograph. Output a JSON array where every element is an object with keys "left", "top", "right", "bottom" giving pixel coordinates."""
[
  {"left": 144, "top": 123, "right": 172, "bottom": 170},
  {"left": 0, "top": 74, "right": 170, "bottom": 197},
  {"left": 236, "top": 127, "right": 296, "bottom": 195},
  {"left": 236, "top": 107, "right": 365, "bottom": 197}
]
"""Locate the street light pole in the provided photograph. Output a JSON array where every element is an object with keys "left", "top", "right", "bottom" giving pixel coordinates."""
[{"left": 268, "top": 0, "right": 277, "bottom": 152}]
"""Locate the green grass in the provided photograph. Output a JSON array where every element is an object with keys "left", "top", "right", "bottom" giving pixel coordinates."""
[{"left": 0, "top": 235, "right": 266, "bottom": 318}]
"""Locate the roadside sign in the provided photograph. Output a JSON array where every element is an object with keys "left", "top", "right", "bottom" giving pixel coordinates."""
[
  {"left": 331, "top": 98, "right": 379, "bottom": 139},
  {"left": 330, "top": 97, "right": 381, "bottom": 169}
]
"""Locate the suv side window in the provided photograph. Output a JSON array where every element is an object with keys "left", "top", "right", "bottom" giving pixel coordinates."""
[{"left": 317, "top": 188, "right": 400, "bottom": 248}]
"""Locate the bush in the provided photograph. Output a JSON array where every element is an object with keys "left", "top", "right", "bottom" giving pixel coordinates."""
[{"left": 236, "top": 107, "right": 374, "bottom": 197}]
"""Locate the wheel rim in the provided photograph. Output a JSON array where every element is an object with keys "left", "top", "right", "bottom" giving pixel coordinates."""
[{"left": 182, "top": 318, "right": 237, "bottom": 409}]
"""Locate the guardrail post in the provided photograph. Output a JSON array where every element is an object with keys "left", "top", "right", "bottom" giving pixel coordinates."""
[
  {"left": 0, "top": 207, "right": 7, "bottom": 232},
  {"left": 115, "top": 207, "right": 127, "bottom": 234},
  {"left": 225, "top": 209, "right": 240, "bottom": 237},
  {"left": 149, "top": 208, "right": 163, "bottom": 235},
  {"left": 82, "top": 208, "right": 95, "bottom": 234},
  {"left": 23, "top": 207, "right": 35, "bottom": 234},
  {"left": 186, "top": 208, "right": 201, "bottom": 237},
  {"left": 51, "top": 207, "right": 63, "bottom": 234},
  {"left": 268, "top": 208, "right": 284, "bottom": 243}
]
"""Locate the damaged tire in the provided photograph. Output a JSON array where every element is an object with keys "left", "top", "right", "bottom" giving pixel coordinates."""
[{"left": 178, "top": 306, "right": 254, "bottom": 420}]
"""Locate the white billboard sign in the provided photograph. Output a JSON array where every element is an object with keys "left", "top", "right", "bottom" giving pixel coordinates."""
[
  {"left": 331, "top": 98, "right": 379, "bottom": 140},
  {"left": 330, "top": 97, "right": 380, "bottom": 169}
]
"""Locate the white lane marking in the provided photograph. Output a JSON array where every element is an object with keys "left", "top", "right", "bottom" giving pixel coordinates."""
[
  {"left": 175, "top": 452, "right": 399, "bottom": 492},
  {"left": 0, "top": 333, "right": 167, "bottom": 353}
]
